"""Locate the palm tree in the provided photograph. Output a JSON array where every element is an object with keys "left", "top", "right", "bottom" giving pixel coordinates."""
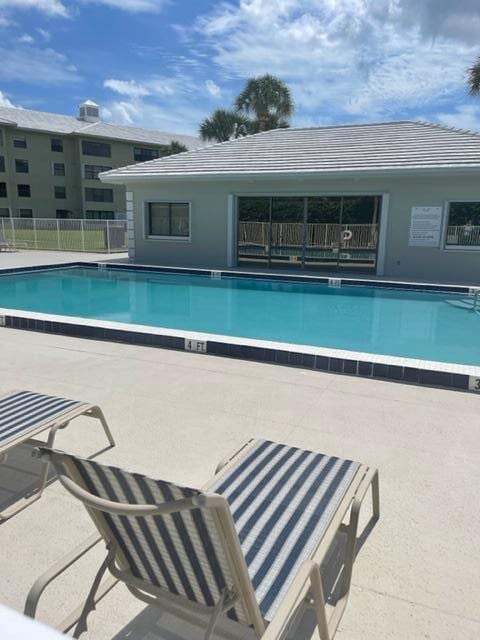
[
  {"left": 199, "top": 108, "right": 250, "bottom": 142},
  {"left": 235, "top": 74, "right": 294, "bottom": 132},
  {"left": 468, "top": 57, "right": 480, "bottom": 95},
  {"left": 161, "top": 140, "right": 188, "bottom": 156}
]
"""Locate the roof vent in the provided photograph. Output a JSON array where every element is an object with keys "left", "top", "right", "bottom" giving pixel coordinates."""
[{"left": 79, "top": 99, "right": 100, "bottom": 123}]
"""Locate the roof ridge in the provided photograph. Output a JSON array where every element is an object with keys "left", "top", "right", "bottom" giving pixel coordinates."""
[
  {"left": 263, "top": 120, "right": 416, "bottom": 133},
  {"left": 414, "top": 119, "right": 480, "bottom": 139},
  {"left": 0, "top": 103, "right": 199, "bottom": 142}
]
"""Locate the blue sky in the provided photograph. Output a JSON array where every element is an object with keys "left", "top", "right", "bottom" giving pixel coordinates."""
[{"left": 0, "top": 0, "right": 479, "bottom": 136}]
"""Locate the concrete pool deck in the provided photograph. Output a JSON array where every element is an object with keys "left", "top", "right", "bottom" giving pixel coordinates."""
[
  {"left": 0, "top": 249, "right": 128, "bottom": 268},
  {"left": 0, "top": 327, "right": 479, "bottom": 639}
]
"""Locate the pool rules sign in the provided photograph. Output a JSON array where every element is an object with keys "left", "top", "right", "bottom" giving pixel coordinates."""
[{"left": 409, "top": 206, "right": 443, "bottom": 247}]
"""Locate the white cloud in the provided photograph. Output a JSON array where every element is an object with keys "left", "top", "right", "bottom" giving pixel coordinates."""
[
  {"left": 36, "top": 28, "right": 51, "bottom": 42},
  {"left": 0, "top": 13, "right": 12, "bottom": 26},
  {"left": 0, "top": 89, "right": 19, "bottom": 107},
  {"left": 435, "top": 105, "right": 480, "bottom": 133},
  {"left": 81, "top": 0, "right": 168, "bottom": 12},
  {"left": 205, "top": 79, "right": 221, "bottom": 98},
  {"left": 104, "top": 78, "right": 150, "bottom": 98},
  {"left": 0, "top": 0, "right": 69, "bottom": 17},
  {"left": 102, "top": 72, "right": 207, "bottom": 135},
  {"left": 0, "top": 46, "right": 79, "bottom": 85},
  {"left": 18, "top": 32, "right": 34, "bottom": 44},
  {"left": 194, "top": 0, "right": 479, "bottom": 123}
]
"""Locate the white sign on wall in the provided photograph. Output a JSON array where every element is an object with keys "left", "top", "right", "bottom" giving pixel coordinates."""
[{"left": 409, "top": 206, "right": 443, "bottom": 247}]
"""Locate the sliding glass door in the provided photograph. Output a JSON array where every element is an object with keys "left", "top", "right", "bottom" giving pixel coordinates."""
[
  {"left": 237, "top": 197, "right": 270, "bottom": 265},
  {"left": 237, "top": 195, "right": 381, "bottom": 272},
  {"left": 304, "top": 197, "right": 343, "bottom": 269},
  {"left": 270, "top": 197, "right": 304, "bottom": 268}
]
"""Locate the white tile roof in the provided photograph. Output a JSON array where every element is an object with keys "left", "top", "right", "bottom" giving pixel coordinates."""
[
  {"left": 100, "top": 120, "right": 480, "bottom": 182},
  {"left": 0, "top": 105, "right": 199, "bottom": 148}
]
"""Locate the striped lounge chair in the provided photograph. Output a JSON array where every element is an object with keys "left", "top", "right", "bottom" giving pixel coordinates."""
[
  {"left": 26, "top": 439, "right": 379, "bottom": 640},
  {"left": 0, "top": 390, "right": 115, "bottom": 520}
]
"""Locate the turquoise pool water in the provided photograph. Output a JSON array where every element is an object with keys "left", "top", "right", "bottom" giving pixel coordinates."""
[{"left": 0, "top": 266, "right": 478, "bottom": 366}]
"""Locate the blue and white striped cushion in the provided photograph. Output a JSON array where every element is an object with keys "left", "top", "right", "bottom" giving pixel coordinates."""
[
  {"left": 0, "top": 390, "right": 86, "bottom": 447},
  {"left": 210, "top": 439, "right": 360, "bottom": 622},
  {"left": 65, "top": 455, "right": 249, "bottom": 624}
]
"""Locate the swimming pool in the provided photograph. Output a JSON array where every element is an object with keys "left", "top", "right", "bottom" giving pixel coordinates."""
[{"left": 0, "top": 265, "right": 479, "bottom": 367}]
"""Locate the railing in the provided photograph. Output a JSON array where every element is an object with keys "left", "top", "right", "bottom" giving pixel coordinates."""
[
  {"left": 239, "top": 222, "right": 378, "bottom": 249},
  {"left": 445, "top": 224, "right": 480, "bottom": 247},
  {"left": 0, "top": 218, "right": 127, "bottom": 253}
]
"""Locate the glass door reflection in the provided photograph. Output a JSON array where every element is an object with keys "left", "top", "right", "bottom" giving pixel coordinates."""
[
  {"left": 237, "top": 197, "right": 271, "bottom": 266},
  {"left": 270, "top": 197, "right": 304, "bottom": 268},
  {"left": 304, "top": 197, "right": 342, "bottom": 269},
  {"left": 338, "top": 196, "right": 380, "bottom": 272}
]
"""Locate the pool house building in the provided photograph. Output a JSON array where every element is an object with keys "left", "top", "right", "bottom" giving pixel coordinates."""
[{"left": 101, "top": 121, "right": 480, "bottom": 284}]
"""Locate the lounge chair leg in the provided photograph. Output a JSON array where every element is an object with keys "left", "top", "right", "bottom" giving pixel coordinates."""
[
  {"left": 203, "top": 589, "right": 227, "bottom": 640},
  {"left": 309, "top": 563, "right": 331, "bottom": 640},
  {"left": 73, "top": 544, "right": 116, "bottom": 638},
  {"left": 0, "top": 423, "right": 65, "bottom": 522},
  {"left": 88, "top": 405, "right": 115, "bottom": 448},
  {"left": 319, "top": 468, "right": 380, "bottom": 639},
  {"left": 25, "top": 534, "right": 104, "bottom": 620}
]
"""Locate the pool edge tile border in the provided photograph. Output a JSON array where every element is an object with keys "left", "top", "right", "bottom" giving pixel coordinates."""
[{"left": 0, "top": 261, "right": 479, "bottom": 394}]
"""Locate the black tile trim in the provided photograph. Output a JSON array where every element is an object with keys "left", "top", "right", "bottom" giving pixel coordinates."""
[
  {"left": 0, "top": 261, "right": 472, "bottom": 295},
  {"left": 2, "top": 312, "right": 476, "bottom": 393}
]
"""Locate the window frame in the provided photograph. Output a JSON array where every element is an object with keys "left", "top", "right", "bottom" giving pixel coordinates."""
[
  {"left": 52, "top": 162, "right": 66, "bottom": 177},
  {"left": 144, "top": 201, "right": 191, "bottom": 241},
  {"left": 15, "top": 158, "right": 29, "bottom": 174},
  {"left": 0, "top": 182, "right": 7, "bottom": 198},
  {"left": 83, "top": 164, "right": 112, "bottom": 180},
  {"left": 51, "top": 138, "right": 64, "bottom": 152},
  {"left": 443, "top": 199, "right": 480, "bottom": 252},
  {"left": 84, "top": 187, "right": 114, "bottom": 203},
  {"left": 85, "top": 210, "right": 115, "bottom": 220},
  {"left": 13, "top": 136, "right": 27, "bottom": 149},
  {"left": 134, "top": 147, "right": 159, "bottom": 162},
  {"left": 18, "top": 208, "right": 33, "bottom": 218},
  {"left": 17, "top": 184, "right": 31, "bottom": 198},
  {"left": 81, "top": 140, "right": 111, "bottom": 158},
  {"left": 54, "top": 185, "right": 67, "bottom": 199}
]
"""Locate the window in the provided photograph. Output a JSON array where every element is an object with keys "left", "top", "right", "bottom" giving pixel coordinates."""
[
  {"left": 81, "top": 140, "right": 111, "bottom": 157},
  {"left": 0, "top": 208, "right": 9, "bottom": 217},
  {"left": 52, "top": 162, "right": 65, "bottom": 176},
  {"left": 0, "top": 183, "right": 6, "bottom": 197},
  {"left": 134, "top": 147, "right": 159, "bottom": 162},
  {"left": 15, "top": 159, "right": 29, "bottom": 173},
  {"left": 85, "top": 210, "right": 115, "bottom": 220},
  {"left": 51, "top": 138, "right": 63, "bottom": 152},
  {"left": 445, "top": 202, "right": 480, "bottom": 249},
  {"left": 0, "top": 130, "right": 3, "bottom": 146},
  {"left": 17, "top": 184, "right": 31, "bottom": 197},
  {"left": 56, "top": 209, "right": 74, "bottom": 219},
  {"left": 13, "top": 136, "right": 27, "bottom": 149},
  {"left": 54, "top": 186, "right": 66, "bottom": 199},
  {"left": 84, "top": 164, "right": 112, "bottom": 180},
  {"left": 19, "top": 209, "right": 33, "bottom": 218},
  {"left": 84, "top": 187, "right": 113, "bottom": 202},
  {"left": 0, "top": 156, "right": 4, "bottom": 172},
  {"left": 147, "top": 202, "right": 190, "bottom": 238}
]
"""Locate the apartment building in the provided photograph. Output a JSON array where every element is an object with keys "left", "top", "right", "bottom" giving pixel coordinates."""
[{"left": 0, "top": 100, "right": 198, "bottom": 220}]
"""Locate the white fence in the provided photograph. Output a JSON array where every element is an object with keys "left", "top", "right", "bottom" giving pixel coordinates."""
[
  {"left": 239, "top": 222, "right": 378, "bottom": 249},
  {"left": 0, "top": 217, "right": 127, "bottom": 253},
  {"left": 445, "top": 224, "right": 480, "bottom": 247}
]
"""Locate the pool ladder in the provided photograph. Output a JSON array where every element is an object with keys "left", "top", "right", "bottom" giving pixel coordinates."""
[{"left": 474, "top": 290, "right": 480, "bottom": 313}]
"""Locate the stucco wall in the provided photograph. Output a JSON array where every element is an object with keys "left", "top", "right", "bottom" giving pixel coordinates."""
[{"left": 127, "top": 173, "right": 480, "bottom": 284}]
